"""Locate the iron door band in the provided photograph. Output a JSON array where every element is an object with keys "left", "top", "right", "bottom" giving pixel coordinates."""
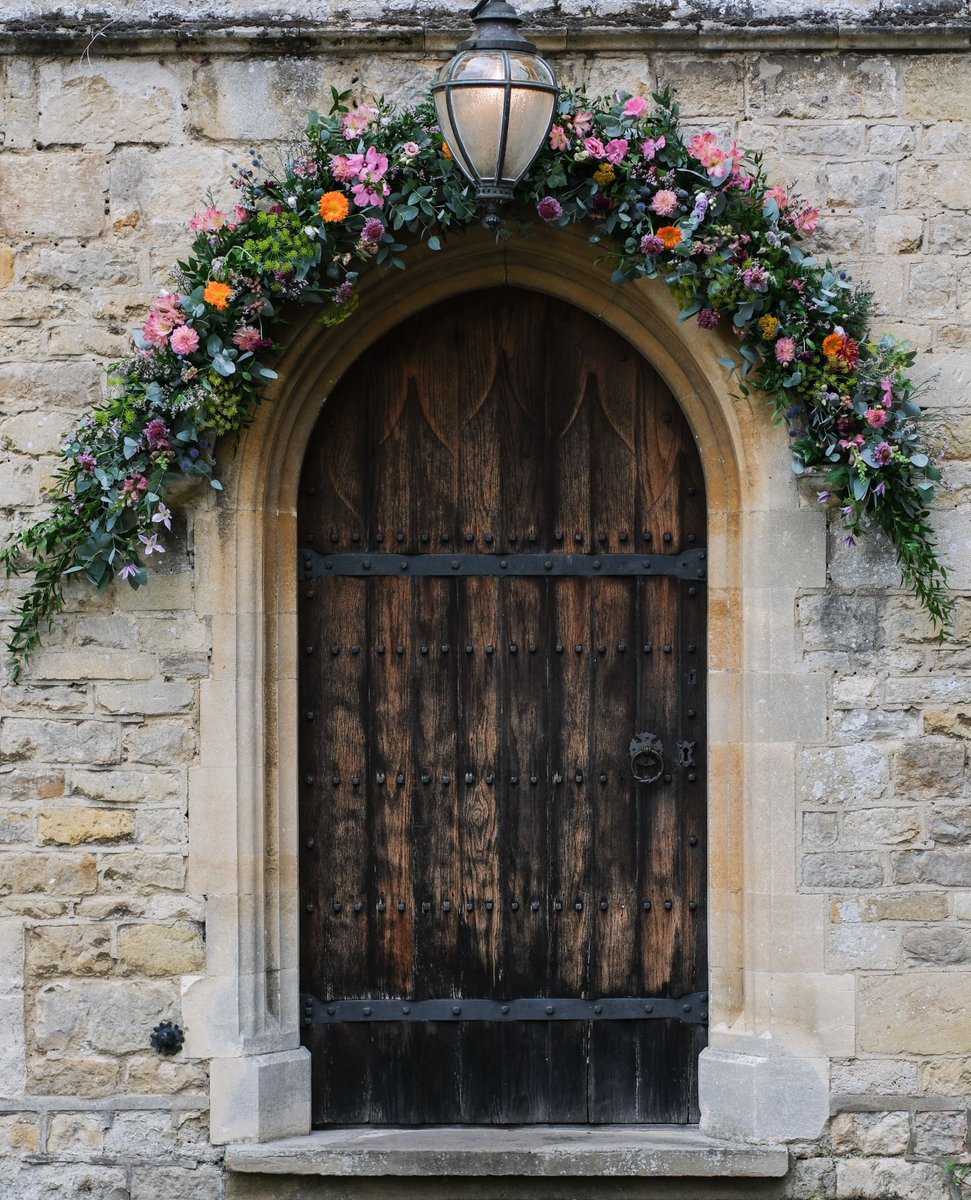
[
  {"left": 302, "top": 994, "right": 708, "bottom": 1026},
  {"left": 299, "top": 550, "right": 707, "bottom": 581}
]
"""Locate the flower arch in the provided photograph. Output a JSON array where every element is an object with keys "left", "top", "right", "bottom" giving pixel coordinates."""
[{"left": 0, "top": 86, "right": 951, "bottom": 676}]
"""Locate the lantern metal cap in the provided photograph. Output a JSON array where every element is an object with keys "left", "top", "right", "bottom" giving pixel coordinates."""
[{"left": 460, "top": 0, "right": 538, "bottom": 53}]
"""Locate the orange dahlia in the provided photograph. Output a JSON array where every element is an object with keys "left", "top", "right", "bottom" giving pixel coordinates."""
[
  {"left": 822, "top": 332, "right": 844, "bottom": 358},
  {"left": 442, "top": 142, "right": 454, "bottom": 161},
  {"left": 656, "top": 225, "right": 683, "bottom": 250},
  {"left": 203, "top": 281, "right": 232, "bottom": 310},
  {"left": 319, "top": 191, "right": 350, "bottom": 223}
]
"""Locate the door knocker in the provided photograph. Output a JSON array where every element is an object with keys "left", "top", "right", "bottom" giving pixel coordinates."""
[{"left": 629, "top": 732, "right": 664, "bottom": 785}]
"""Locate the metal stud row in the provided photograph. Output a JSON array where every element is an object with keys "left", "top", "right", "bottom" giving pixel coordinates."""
[
  {"left": 302, "top": 769, "right": 702, "bottom": 787},
  {"left": 302, "top": 529, "right": 700, "bottom": 547},
  {"left": 303, "top": 897, "right": 701, "bottom": 914},
  {"left": 304, "top": 641, "right": 694, "bottom": 656}
]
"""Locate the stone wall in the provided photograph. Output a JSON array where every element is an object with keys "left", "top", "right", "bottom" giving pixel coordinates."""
[{"left": 1, "top": 4, "right": 970, "bottom": 1198}]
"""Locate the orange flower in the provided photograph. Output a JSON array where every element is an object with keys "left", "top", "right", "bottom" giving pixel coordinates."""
[
  {"left": 319, "top": 191, "right": 350, "bottom": 223},
  {"left": 203, "top": 281, "right": 232, "bottom": 310},
  {"left": 656, "top": 225, "right": 683, "bottom": 250},
  {"left": 822, "top": 332, "right": 844, "bottom": 358},
  {"left": 442, "top": 142, "right": 454, "bottom": 160}
]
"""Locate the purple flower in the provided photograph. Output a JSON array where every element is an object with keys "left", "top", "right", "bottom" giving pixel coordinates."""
[
  {"left": 335, "top": 281, "right": 355, "bottom": 305},
  {"left": 537, "top": 196, "right": 564, "bottom": 223},
  {"left": 152, "top": 502, "right": 172, "bottom": 530},
  {"left": 138, "top": 532, "right": 165, "bottom": 556},
  {"left": 697, "top": 307, "right": 719, "bottom": 329},
  {"left": 874, "top": 481, "right": 887, "bottom": 496},
  {"left": 873, "top": 442, "right": 893, "bottom": 466},
  {"left": 843, "top": 534, "right": 857, "bottom": 547},
  {"left": 691, "top": 193, "right": 710, "bottom": 221},
  {"left": 79, "top": 450, "right": 97, "bottom": 473},
  {"left": 742, "top": 264, "right": 770, "bottom": 292},
  {"left": 640, "top": 233, "right": 665, "bottom": 255},
  {"left": 361, "top": 217, "right": 385, "bottom": 244},
  {"left": 816, "top": 490, "right": 831, "bottom": 503},
  {"left": 118, "top": 563, "right": 140, "bottom": 580},
  {"left": 144, "top": 418, "right": 170, "bottom": 450}
]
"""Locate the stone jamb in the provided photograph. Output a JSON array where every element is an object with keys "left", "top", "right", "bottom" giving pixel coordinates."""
[{"left": 185, "top": 223, "right": 835, "bottom": 1151}]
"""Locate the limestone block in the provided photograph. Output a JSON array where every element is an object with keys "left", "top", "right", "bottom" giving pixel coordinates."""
[
  {"left": 27, "top": 925, "right": 114, "bottom": 976},
  {"left": 905, "top": 55, "right": 971, "bottom": 121},
  {"left": 33, "top": 978, "right": 178, "bottom": 1053},
  {"left": 17, "top": 243, "right": 142, "bottom": 290},
  {"left": 47, "top": 1113, "right": 106, "bottom": 1155},
  {"left": 0, "top": 154, "right": 107, "bottom": 239},
  {"left": 0, "top": 459, "right": 39, "bottom": 507},
  {"left": 71, "top": 769, "right": 184, "bottom": 805},
  {"left": 3, "top": 685, "right": 90, "bottom": 714},
  {"left": 785, "top": 1156, "right": 838, "bottom": 1200},
  {"left": 912, "top": 1110, "right": 967, "bottom": 1157},
  {"left": 642, "top": 55, "right": 742, "bottom": 119},
  {"left": 30, "top": 648, "right": 157, "bottom": 682},
  {"left": 76, "top": 615, "right": 139, "bottom": 650},
  {"left": 866, "top": 123, "right": 916, "bottom": 159},
  {"left": 747, "top": 55, "right": 899, "bottom": 121},
  {"left": 99, "top": 851, "right": 187, "bottom": 895},
  {"left": 859, "top": 973, "right": 971, "bottom": 1054},
  {"left": 929, "top": 806, "right": 971, "bottom": 844},
  {"left": 930, "top": 214, "right": 971, "bottom": 257},
  {"left": 803, "top": 812, "right": 838, "bottom": 848},
  {"left": 922, "top": 122, "right": 971, "bottom": 157},
  {"left": 920, "top": 1056, "right": 971, "bottom": 1096},
  {"left": 0, "top": 853, "right": 97, "bottom": 896},
  {"left": 0, "top": 409, "right": 76, "bottom": 456},
  {"left": 907, "top": 259, "right": 957, "bottom": 318},
  {"left": 95, "top": 681, "right": 195, "bottom": 716},
  {"left": 835, "top": 1157, "right": 948, "bottom": 1200},
  {"left": 893, "top": 738, "right": 966, "bottom": 799},
  {"left": 0, "top": 719, "right": 119, "bottom": 766},
  {"left": 27, "top": 1053, "right": 121, "bottom": 1097},
  {"left": 698, "top": 1043, "right": 829, "bottom": 1141},
  {"left": 0, "top": 245, "right": 14, "bottom": 288},
  {"left": 902, "top": 925, "right": 971, "bottom": 964},
  {"left": 840, "top": 807, "right": 923, "bottom": 848},
  {"left": 832, "top": 892, "right": 949, "bottom": 922},
  {"left": 124, "top": 1053, "right": 209, "bottom": 1096},
  {"left": 0, "top": 1114, "right": 40, "bottom": 1155},
  {"left": 826, "top": 923, "right": 899, "bottom": 970},
  {"left": 118, "top": 922, "right": 205, "bottom": 977},
  {"left": 0, "top": 810, "right": 32, "bottom": 844},
  {"left": 831, "top": 1111, "right": 910, "bottom": 1156},
  {"left": 894, "top": 848, "right": 971, "bottom": 886},
  {"left": 900, "top": 161, "right": 971, "bottom": 211},
  {"left": 3, "top": 1163, "right": 129, "bottom": 1200},
  {"left": 37, "top": 60, "right": 181, "bottom": 147},
  {"left": 820, "top": 161, "right": 894, "bottom": 211},
  {"left": 210, "top": 1048, "right": 311, "bottom": 1144},
  {"left": 38, "top": 808, "right": 134, "bottom": 845},
  {"left": 136, "top": 807, "right": 188, "bottom": 849},
  {"left": 797, "top": 744, "right": 890, "bottom": 806},
  {"left": 130, "top": 1165, "right": 226, "bottom": 1200},
  {"left": 798, "top": 595, "right": 882, "bottom": 652},
  {"left": 109, "top": 145, "right": 237, "bottom": 230},
  {"left": 104, "top": 1109, "right": 177, "bottom": 1158},
  {"left": 0, "top": 360, "right": 103, "bottom": 415},
  {"left": 831, "top": 1056, "right": 919, "bottom": 1096},
  {"left": 873, "top": 213, "right": 923, "bottom": 255},
  {"left": 123, "top": 720, "right": 197, "bottom": 766},
  {"left": 803, "top": 852, "right": 884, "bottom": 888}
]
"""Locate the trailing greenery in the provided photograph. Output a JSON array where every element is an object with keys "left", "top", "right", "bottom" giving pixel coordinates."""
[{"left": 1, "top": 85, "right": 951, "bottom": 677}]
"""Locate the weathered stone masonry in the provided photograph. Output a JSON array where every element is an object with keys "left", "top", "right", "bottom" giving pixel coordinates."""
[{"left": 1, "top": 4, "right": 970, "bottom": 1198}]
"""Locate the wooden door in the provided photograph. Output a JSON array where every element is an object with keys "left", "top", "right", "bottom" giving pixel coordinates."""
[{"left": 297, "top": 287, "right": 707, "bottom": 1125}]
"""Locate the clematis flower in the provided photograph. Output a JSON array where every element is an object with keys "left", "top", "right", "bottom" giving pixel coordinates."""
[
  {"left": 138, "top": 532, "right": 165, "bottom": 555},
  {"left": 118, "top": 563, "right": 141, "bottom": 580},
  {"left": 152, "top": 502, "right": 172, "bottom": 530}
]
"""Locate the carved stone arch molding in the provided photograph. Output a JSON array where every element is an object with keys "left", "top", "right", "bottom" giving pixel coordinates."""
[{"left": 183, "top": 222, "right": 835, "bottom": 1146}]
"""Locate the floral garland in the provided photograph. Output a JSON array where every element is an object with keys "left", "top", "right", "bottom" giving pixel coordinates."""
[{"left": 0, "top": 86, "right": 951, "bottom": 677}]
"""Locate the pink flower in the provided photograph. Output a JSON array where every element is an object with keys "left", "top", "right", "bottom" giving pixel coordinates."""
[
  {"left": 140, "top": 292, "right": 185, "bottom": 347},
  {"left": 794, "top": 207, "right": 820, "bottom": 235},
  {"left": 640, "top": 233, "right": 665, "bottom": 255},
  {"left": 839, "top": 434, "right": 865, "bottom": 450},
  {"left": 79, "top": 450, "right": 97, "bottom": 473},
  {"left": 765, "top": 185, "right": 788, "bottom": 210},
  {"left": 401, "top": 141, "right": 420, "bottom": 157},
  {"left": 583, "top": 136, "right": 606, "bottom": 160},
  {"left": 623, "top": 96, "right": 649, "bottom": 118},
  {"left": 688, "top": 132, "right": 745, "bottom": 183},
  {"left": 880, "top": 378, "right": 894, "bottom": 407},
  {"left": 606, "top": 138, "right": 629, "bottom": 165},
  {"left": 233, "top": 325, "right": 271, "bottom": 352},
  {"left": 118, "top": 563, "right": 140, "bottom": 580},
  {"left": 640, "top": 135, "right": 665, "bottom": 160},
  {"left": 361, "top": 217, "right": 385, "bottom": 244},
  {"left": 651, "top": 189, "right": 680, "bottom": 217},
  {"left": 342, "top": 104, "right": 377, "bottom": 139},
  {"left": 228, "top": 205, "right": 251, "bottom": 229},
  {"left": 775, "top": 336, "right": 797, "bottom": 364},
  {"left": 537, "top": 196, "right": 563, "bottom": 223},
  {"left": 874, "top": 442, "right": 893, "bottom": 466},
  {"left": 138, "top": 532, "right": 165, "bottom": 556},
  {"left": 865, "top": 407, "right": 889, "bottom": 429},
  {"left": 549, "top": 124, "right": 570, "bottom": 151},
  {"left": 144, "top": 419, "right": 170, "bottom": 451},
  {"left": 189, "top": 205, "right": 226, "bottom": 233},
  {"left": 697, "top": 308, "right": 719, "bottom": 329},
  {"left": 330, "top": 154, "right": 357, "bottom": 183},
  {"left": 573, "top": 111, "right": 594, "bottom": 135},
  {"left": 170, "top": 324, "right": 200, "bottom": 356}
]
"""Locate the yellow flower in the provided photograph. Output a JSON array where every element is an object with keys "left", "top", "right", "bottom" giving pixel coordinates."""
[
  {"left": 203, "top": 281, "right": 232, "bottom": 310},
  {"left": 593, "top": 162, "right": 616, "bottom": 186},
  {"left": 442, "top": 142, "right": 454, "bottom": 160},
  {"left": 319, "top": 191, "right": 350, "bottom": 223},
  {"left": 759, "top": 314, "right": 780, "bottom": 341}
]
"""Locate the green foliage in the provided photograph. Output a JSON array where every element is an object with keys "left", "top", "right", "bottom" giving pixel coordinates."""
[{"left": 1, "top": 84, "right": 952, "bottom": 678}]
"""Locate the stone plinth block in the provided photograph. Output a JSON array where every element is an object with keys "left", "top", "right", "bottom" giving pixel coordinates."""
[
  {"left": 211, "top": 1049, "right": 311, "bottom": 1145},
  {"left": 698, "top": 1044, "right": 828, "bottom": 1141}
]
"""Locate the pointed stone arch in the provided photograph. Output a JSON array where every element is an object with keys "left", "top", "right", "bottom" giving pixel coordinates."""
[{"left": 182, "top": 222, "right": 834, "bottom": 1147}]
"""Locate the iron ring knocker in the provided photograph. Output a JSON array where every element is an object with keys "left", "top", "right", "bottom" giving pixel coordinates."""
[{"left": 629, "top": 732, "right": 664, "bottom": 786}]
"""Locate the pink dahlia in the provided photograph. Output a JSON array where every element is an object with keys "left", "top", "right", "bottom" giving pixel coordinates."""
[
  {"left": 865, "top": 407, "right": 889, "bottom": 429},
  {"left": 537, "top": 196, "right": 564, "bottom": 223},
  {"left": 775, "top": 336, "right": 797, "bottom": 365},
  {"left": 170, "top": 324, "right": 200, "bottom": 356},
  {"left": 651, "top": 189, "right": 679, "bottom": 217}
]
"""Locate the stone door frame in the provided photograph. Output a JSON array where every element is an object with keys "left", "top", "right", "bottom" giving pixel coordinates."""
[{"left": 181, "top": 223, "right": 842, "bottom": 1146}]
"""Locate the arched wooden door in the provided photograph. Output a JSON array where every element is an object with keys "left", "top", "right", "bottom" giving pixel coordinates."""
[{"left": 297, "top": 287, "right": 708, "bottom": 1125}]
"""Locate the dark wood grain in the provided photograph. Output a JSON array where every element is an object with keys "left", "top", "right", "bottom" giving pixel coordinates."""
[{"left": 298, "top": 287, "right": 708, "bottom": 1125}]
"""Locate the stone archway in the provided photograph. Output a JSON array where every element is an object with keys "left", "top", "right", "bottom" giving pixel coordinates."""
[{"left": 181, "top": 222, "right": 834, "bottom": 1148}]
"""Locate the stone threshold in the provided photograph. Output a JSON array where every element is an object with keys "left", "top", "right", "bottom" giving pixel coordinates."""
[{"left": 225, "top": 1125, "right": 789, "bottom": 1178}]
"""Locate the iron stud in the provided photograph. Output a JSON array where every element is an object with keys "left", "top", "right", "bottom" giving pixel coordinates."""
[
  {"left": 332, "top": 774, "right": 340, "bottom": 786},
  {"left": 305, "top": 774, "right": 314, "bottom": 785},
  {"left": 451, "top": 560, "right": 460, "bottom": 570},
  {"left": 421, "top": 644, "right": 429, "bottom": 655},
  {"left": 618, "top": 643, "right": 626, "bottom": 653},
  {"left": 509, "top": 643, "right": 518, "bottom": 654},
  {"left": 501, "top": 1004, "right": 510, "bottom": 1014},
  {"left": 441, "top": 534, "right": 450, "bottom": 544},
  {"left": 362, "top": 560, "right": 371, "bottom": 570},
  {"left": 352, "top": 775, "right": 360, "bottom": 787},
  {"left": 688, "top": 772, "right": 697, "bottom": 782},
  {"left": 402, "top": 1005, "right": 410, "bottom": 1014},
  {"left": 593, "top": 560, "right": 602, "bottom": 570},
  {"left": 377, "top": 900, "right": 386, "bottom": 912},
  {"left": 600, "top": 899, "right": 608, "bottom": 911},
  {"left": 351, "top": 645, "right": 360, "bottom": 655},
  {"left": 644, "top": 1004, "right": 653, "bottom": 1014},
  {"left": 377, "top": 643, "right": 386, "bottom": 655},
  {"left": 377, "top": 773, "right": 386, "bottom": 785},
  {"left": 597, "top": 643, "right": 606, "bottom": 654},
  {"left": 362, "top": 1007, "right": 372, "bottom": 1017},
  {"left": 530, "top": 775, "right": 538, "bottom": 785},
  {"left": 553, "top": 773, "right": 562, "bottom": 785},
  {"left": 511, "top": 900, "right": 520, "bottom": 911},
  {"left": 330, "top": 532, "right": 339, "bottom": 543},
  {"left": 664, "top": 644, "right": 672, "bottom": 653},
  {"left": 442, "top": 774, "right": 451, "bottom": 786},
  {"left": 305, "top": 902, "right": 314, "bottom": 912},
  {"left": 326, "top": 1006, "right": 335, "bottom": 1016},
  {"left": 485, "top": 901, "right": 494, "bottom": 911},
  {"left": 594, "top": 1004, "right": 603, "bottom": 1014},
  {"left": 500, "top": 559, "right": 508, "bottom": 569},
  {"left": 574, "top": 532, "right": 583, "bottom": 544},
  {"left": 689, "top": 900, "right": 698, "bottom": 911},
  {"left": 352, "top": 532, "right": 361, "bottom": 543},
  {"left": 305, "top": 837, "right": 315, "bottom": 849},
  {"left": 688, "top": 643, "right": 697, "bottom": 653},
  {"left": 663, "top": 412, "right": 673, "bottom": 423},
  {"left": 531, "top": 900, "right": 540, "bottom": 912},
  {"left": 421, "top": 773, "right": 431, "bottom": 784},
  {"left": 465, "top": 533, "right": 474, "bottom": 543},
  {"left": 664, "top": 899, "right": 673, "bottom": 910},
  {"left": 443, "top": 900, "right": 452, "bottom": 912},
  {"left": 422, "top": 901, "right": 431, "bottom": 914},
  {"left": 305, "top": 645, "right": 314, "bottom": 656},
  {"left": 465, "top": 644, "right": 474, "bottom": 654},
  {"left": 599, "top": 774, "right": 607, "bottom": 784},
  {"left": 396, "top": 533, "right": 405, "bottom": 543},
  {"left": 397, "top": 644, "right": 405, "bottom": 655},
  {"left": 306, "top": 711, "right": 315, "bottom": 721},
  {"left": 466, "top": 900, "right": 474, "bottom": 911},
  {"left": 575, "top": 771, "right": 584, "bottom": 783},
  {"left": 544, "top": 560, "right": 553, "bottom": 571},
  {"left": 598, "top": 531, "right": 607, "bottom": 543},
  {"left": 452, "top": 1005, "right": 461, "bottom": 1015},
  {"left": 554, "top": 531, "right": 564, "bottom": 542},
  {"left": 687, "top": 486, "right": 698, "bottom": 496},
  {"left": 682, "top": 1004, "right": 691, "bottom": 1013},
  {"left": 546, "top": 1004, "right": 555, "bottom": 1015},
  {"left": 354, "top": 901, "right": 363, "bottom": 913},
  {"left": 485, "top": 533, "right": 494, "bottom": 544},
  {"left": 642, "top": 900, "right": 652, "bottom": 911},
  {"left": 332, "top": 900, "right": 342, "bottom": 913},
  {"left": 554, "top": 900, "right": 563, "bottom": 912},
  {"left": 528, "top": 643, "right": 537, "bottom": 653},
  {"left": 486, "top": 644, "right": 495, "bottom": 655},
  {"left": 689, "top": 835, "right": 698, "bottom": 846},
  {"left": 400, "top": 560, "right": 408, "bottom": 570},
  {"left": 574, "top": 900, "right": 583, "bottom": 911},
  {"left": 575, "top": 643, "right": 583, "bottom": 653},
  {"left": 664, "top": 772, "right": 672, "bottom": 782},
  {"left": 688, "top": 708, "right": 696, "bottom": 717},
  {"left": 486, "top": 773, "right": 495, "bottom": 785},
  {"left": 396, "top": 772, "right": 405, "bottom": 785},
  {"left": 508, "top": 533, "right": 518, "bottom": 543},
  {"left": 528, "top": 532, "right": 537, "bottom": 543},
  {"left": 663, "top": 532, "right": 673, "bottom": 543},
  {"left": 619, "top": 531, "right": 629, "bottom": 543},
  {"left": 688, "top": 533, "right": 696, "bottom": 543},
  {"left": 555, "top": 643, "right": 564, "bottom": 654},
  {"left": 375, "top": 532, "right": 384, "bottom": 543},
  {"left": 421, "top": 532, "right": 430, "bottom": 543},
  {"left": 465, "top": 772, "right": 474, "bottom": 785},
  {"left": 510, "top": 775, "right": 519, "bottom": 786},
  {"left": 330, "top": 645, "right": 339, "bottom": 656},
  {"left": 643, "top": 531, "right": 653, "bottom": 543}
]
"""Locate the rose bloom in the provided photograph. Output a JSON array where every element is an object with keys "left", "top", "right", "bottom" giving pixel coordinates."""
[
  {"left": 656, "top": 225, "right": 683, "bottom": 250},
  {"left": 775, "top": 336, "right": 797, "bottom": 364},
  {"left": 401, "top": 141, "right": 420, "bottom": 157},
  {"left": 170, "top": 324, "right": 200, "bottom": 356},
  {"left": 651, "top": 189, "right": 679, "bottom": 217},
  {"left": 203, "top": 281, "right": 232, "bottom": 310},
  {"left": 319, "top": 191, "right": 350, "bottom": 222},
  {"left": 584, "top": 136, "right": 606, "bottom": 159},
  {"left": 605, "top": 138, "right": 629, "bottom": 165},
  {"left": 623, "top": 96, "right": 649, "bottom": 118}
]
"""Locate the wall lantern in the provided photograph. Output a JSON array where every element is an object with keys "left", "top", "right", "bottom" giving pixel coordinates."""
[{"left": 432, "top": 0, "right": 559, "bottom": 228}]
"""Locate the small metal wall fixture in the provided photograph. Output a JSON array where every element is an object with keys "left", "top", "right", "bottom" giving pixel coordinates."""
[
  {"left": 629, "top": 732, "right": 664, "bottom": 785},
  {"left": 150, "top": 1021, "right": 185, "bottom": 1057}
]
